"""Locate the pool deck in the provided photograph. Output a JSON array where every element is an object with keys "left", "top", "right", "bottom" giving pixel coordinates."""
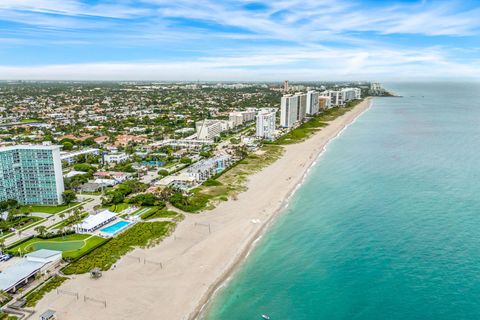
[{"left": 96, "top": 219, "right": 135, "bottom": 238}]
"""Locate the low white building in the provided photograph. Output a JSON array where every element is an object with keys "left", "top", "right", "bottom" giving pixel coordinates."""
[
  {"left": 0, "top": 249, "right": 62, "bottom": 293},
  {"left": 60, "top": 148, "right": 100, "bottom": 165},
  {"left": 156, "top": 174, "right": 197, "bottom": 190},
  {"left": 93, "top": 178, "right": 118, "bottom": 187},
  {"left": 63, "top": 170, "right": 87, "bottom": 178},
  {"left": 186, "top": 155, "right": 232, "bottom": 182},
  {"left": 74, "top": 210, "right": 117, "bottom": 233},
  {"left": 104, "top": 152, "right": 129, "bottom": 164},
  {"left": 93, "top": 171, "right": 130, "bottom": 183}
]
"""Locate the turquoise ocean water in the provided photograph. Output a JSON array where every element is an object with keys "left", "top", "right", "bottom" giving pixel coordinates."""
[{"left": 205, "top": 82, "right": 480, "bottom": 320}]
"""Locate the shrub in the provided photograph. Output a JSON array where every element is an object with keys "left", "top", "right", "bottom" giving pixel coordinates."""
[
  {"left": 158, "top": 169, "right": 169, "bottom": 176},
  {"left": 169, "top": 191, "right": 209, "bottom": 213},
  {"left": 24, "top": 276, "right": 67, "bottom": 307},
  {"left": 203, "top": 179, "right": 222, "bottom": 187},
  {"left": 62, "top": 222, "right": 175, "bottom": 274}
]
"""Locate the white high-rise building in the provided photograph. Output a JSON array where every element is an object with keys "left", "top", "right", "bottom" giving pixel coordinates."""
[
  {"left": 297, "top": 93, "right": 307, "bottom": 122},
  {"left": 256, "top": 109, "right": 276, "bottom": 140},
  {"left": 306, "top": 91, "right": 320, "bottom": 115},
  {"left": 280, "top": 92, "right": 309, "bottom": 128},
  {"left": 0, "top": 144, "right": 64, "bottom": 205},
  {"left": 280, "top": 94, "right": 299, "bottom": 128}
]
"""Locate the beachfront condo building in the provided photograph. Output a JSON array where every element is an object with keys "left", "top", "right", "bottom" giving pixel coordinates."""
[
  {"left": 319, "top": 96, "right": 332, "bottom": 110},
  {"left": 342, "top": 88, "right": 362, "bottom": 101},
  {"left": 186, "top": 155, "right": 232, "bottom": 182},
  {"left": 0, "top": 144, "right": 65, "bottom": 205},
  {"left": 280, "top": 93, "right": 308, "bottom": 128},
  {"left": 306, "top": 90, "right": 320, "bottom": 115},
  {"left": 324, "top": 90, "right": 344, "bottom": 106},
  {"left": 280, "top": 94, "right": 299, "bottom": 128},
  {"left": 354, "top": 88, "right": 362, "bottom": 100},
  {"left": 370, "top": 82, "right": 382, "bottom": 94},
  {"left": 322, "top": 88, "right": 360, "bottom": 107},
  {"left": 297, "top": 93, "right": 307, "bottom": 121},
  {"left": 256, "top": 109, "right": 276, "bottom": 140}
]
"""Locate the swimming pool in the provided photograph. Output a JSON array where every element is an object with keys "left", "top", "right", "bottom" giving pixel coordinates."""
[{"left": 100, "top": 220, "right": 131, "bottom": 236}]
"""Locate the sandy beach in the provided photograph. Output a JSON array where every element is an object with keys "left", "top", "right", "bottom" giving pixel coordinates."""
[{"left": 33, "top": 98, "right": 372, "bottom": 320}]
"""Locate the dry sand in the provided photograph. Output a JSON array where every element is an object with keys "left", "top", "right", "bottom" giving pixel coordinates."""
[{"left": 33, "top": 98, "right": 372, "bottom": 320}]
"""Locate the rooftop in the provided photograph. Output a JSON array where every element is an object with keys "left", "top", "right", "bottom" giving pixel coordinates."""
[
  {"left": 0, "top": 249, "right": 62, "bottom": 292},
  {"left": 76, "top": 210, "right": 116, "bottom": 230}
]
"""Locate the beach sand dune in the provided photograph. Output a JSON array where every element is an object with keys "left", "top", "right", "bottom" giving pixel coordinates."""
[{"left": 33, "top": 98, "right": 372, "bottom": 320}]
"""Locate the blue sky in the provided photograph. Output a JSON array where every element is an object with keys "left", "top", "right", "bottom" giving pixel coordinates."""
[{"left": 0, "top": 0, "right": 479, "bottom": 80}]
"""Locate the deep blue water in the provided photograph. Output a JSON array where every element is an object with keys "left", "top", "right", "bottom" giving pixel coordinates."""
[{"left": 205, "top": 82, "right": 480, "bottom": 320}]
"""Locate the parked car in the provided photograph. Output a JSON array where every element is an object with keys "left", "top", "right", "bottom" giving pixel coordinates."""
[{"left": 0, "top": 254, "right": 12, "bottom": 262}]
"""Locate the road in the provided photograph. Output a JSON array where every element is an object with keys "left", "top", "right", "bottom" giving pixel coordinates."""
[
  {"left": 140, "top": 170, "right": 159, "bottom": 184},
  {"left": 2, "top": 195, "right": 102, "bottom": 247}
]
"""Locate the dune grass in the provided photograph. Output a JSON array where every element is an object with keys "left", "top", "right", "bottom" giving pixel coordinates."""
[
  {"left": 62, "top": 221, "right": 176, "bottom": 274},
  {"left": 171, "top": 145, "right": 284, "bottom": 213},
  {"left": 24, "top": 276, "right": 67, "bottom": 307}
]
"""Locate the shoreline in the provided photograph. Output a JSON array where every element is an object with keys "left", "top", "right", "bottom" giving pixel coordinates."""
[
  {"left": 32, "top": 97, "right": 373, "bottom": 320},
  {"left": 193, "top": 97, "right": 373, "bottom": 319}
]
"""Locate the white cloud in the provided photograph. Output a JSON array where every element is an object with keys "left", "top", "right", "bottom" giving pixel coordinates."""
[
  {"left": 0, "top": 45, "right": 478, "bottom": 81},
  {"left": 0, "top": 0, "right": 479, "bottom": 80}
]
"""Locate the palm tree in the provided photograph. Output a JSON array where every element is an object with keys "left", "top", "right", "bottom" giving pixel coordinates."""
[
  {"left": 72, "top": 210, "right": 83, "bottom": 227},
  {"left": 8, "top": 208, "right": 21, "bottom": 222},
  {"left": 34, "top": 225, "right": 47, "bottom": 238},
  {"left": 0, "top": 238, "right": 5, "bottom": 254},
  {"left": 58, "top": 212, "right": 66, "bottom": 239},
  {"left": 25, "top": 206, "right": 33, "bottom": 218}
]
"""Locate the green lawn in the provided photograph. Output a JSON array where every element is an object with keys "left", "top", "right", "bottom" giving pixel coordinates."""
[
  {"left": 8, "top": 234, "right": 106, "bottom": 259},
  {"left": 20, "top": 202, "right": 79, "bottom": 214},
  {"left": 62, "top": 221, "right": 175, "bottom": 274}
]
